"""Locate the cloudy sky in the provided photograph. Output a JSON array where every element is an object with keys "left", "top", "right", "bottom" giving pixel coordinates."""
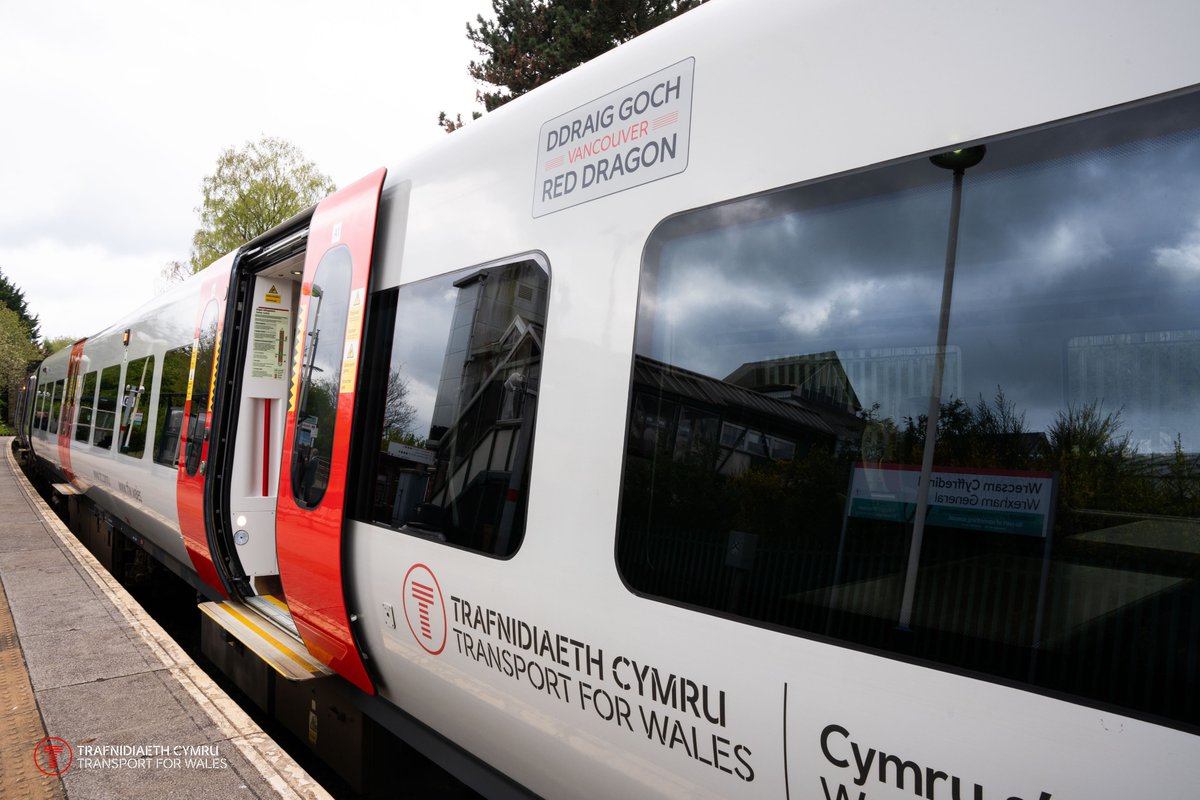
[{"left": 0, "top": 0, "right": 493, "bottom": 342}]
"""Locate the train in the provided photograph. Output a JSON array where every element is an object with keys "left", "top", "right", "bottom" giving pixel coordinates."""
[{"left": 12, "top": 0, "right": 1200, "bottom": 796}]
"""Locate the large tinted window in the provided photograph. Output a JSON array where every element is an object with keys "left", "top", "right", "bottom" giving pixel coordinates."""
[
  {"left": 291, "top": 246, "right": 352, "bottom": 509},
  {"left": 34, "top": 381, "right": 48, "bottom": 430},
  {"left": 119, "top": 356, "right": 154, "bottom": 459},
  {"left": 93, "top": 366, "right": 120, "bottom": 449},
  {"left": 620, "top": 90, "right": 1200, "bottom": 727},
  {"left": 47, "top": 380, "right": 63, "bottom": 434},
  {"left": 154, "top": 345, "right": 191, "bottom": 468},
  {"left": 356, "top": 259, "right": 548, "bottom": 557}
]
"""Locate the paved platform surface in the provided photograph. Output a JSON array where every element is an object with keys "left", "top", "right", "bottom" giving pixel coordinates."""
[{"left": 0, "top": 440, "right": 333, "bottom": 800}]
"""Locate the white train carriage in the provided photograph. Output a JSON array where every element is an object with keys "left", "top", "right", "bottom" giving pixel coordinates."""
[{"left": 22, "top": 0, "right": 1200, "bottom": 796}]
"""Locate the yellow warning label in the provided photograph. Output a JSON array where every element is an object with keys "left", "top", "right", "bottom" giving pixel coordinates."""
[
  {"left": 265, "top": 285, "right": 283, "bottom": 304},
  {"left": 339, "top": 288, "right": 366, "bottom": 394}
]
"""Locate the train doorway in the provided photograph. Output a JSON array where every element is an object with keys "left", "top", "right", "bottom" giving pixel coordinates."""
[
  {"left": 204, "top": 217, "right": 309, "bottom": 606},
  {"left": 204, "top": 168, "right": 386, "bottom": 693}
]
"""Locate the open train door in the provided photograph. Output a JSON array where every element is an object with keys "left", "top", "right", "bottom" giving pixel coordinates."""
[
  {"left": 275, "top": 169, "right": 386, "bottom": 694},
  {"left": 177, "top": 258, "right": 236, "bottom": 599}
]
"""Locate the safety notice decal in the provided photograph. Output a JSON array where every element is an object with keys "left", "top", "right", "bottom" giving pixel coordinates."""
[{"left": 533, "top": 58, "right": 694, "bottom": 217}]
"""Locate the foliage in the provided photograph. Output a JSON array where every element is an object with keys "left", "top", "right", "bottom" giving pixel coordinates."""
[
  {"left": 624, "top": 377, "right": 1200, "bottom": 557},
  {"left": 41, "top": 335, "right": 77, "bottom": 357},
  {"left": 166, "top": 137, "right": 336, "bottom": 281},
  {"left": 897, "top": 388, "right": 1037, "bottom": 470},
  {"left": 441, "top": 0, "right": 706, "bottom": 127},
  {"left": 0, "top": 268, "right": 40, "bottom": 342},
  {"left": 1045, "top": 401, "right": 1144, "bottom": 518},
  {"left": 437, "top": 110, "right": 483, "bottom": 134},
  {"left": 383, "top": 369, "right": 419, "bottom": 442},
  {"left": 0, "top": 306, "right": 41, "bottom": 421},
  {"left": 0, "top": 271, "right": 41, "bottom": 424}
]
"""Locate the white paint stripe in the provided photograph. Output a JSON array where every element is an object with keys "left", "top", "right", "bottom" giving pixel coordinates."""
[{"left": 5, "top": 445, "right": 332, "bottom": 800}]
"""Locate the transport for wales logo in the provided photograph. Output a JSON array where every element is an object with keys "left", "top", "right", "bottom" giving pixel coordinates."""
[
  {"left": 34, "top": 738, "right": 229, "bottom": 773},
  {"left": 34, "top": 737, "right": 73, "bottom": 776},
  {"left": 402, "top": 563, "right": 447, "bottom": 655}
]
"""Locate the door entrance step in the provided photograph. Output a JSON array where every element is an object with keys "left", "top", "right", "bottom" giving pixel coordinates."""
[{"left": 199, "top": 600, "right": 332, "bottom": 681}]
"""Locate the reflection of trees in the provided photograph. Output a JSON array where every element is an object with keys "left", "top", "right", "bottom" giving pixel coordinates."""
[
  {"left": 895, "top": 394, "right": 1197, "bottom": 521},
  {"left": 878, "top": 393, "right": 1198, "bottom": 521},
  {"left": 892, "top": 388, "right": 1036, "bottom": 470},
  {"left": 623, "top": 376, "right": 1200, "bottom": 547},
  {"left": 291, "top": 375, "right": 338, "bottom": 506},
  {"left": 382, "top": 369, "right": 419, "bottom": 446},
  {"left": 307, "top": 376, "right": 339, "bottom": 447},
  {"left": 1047, "top": 401, "right": 1137, "bottom": 519}
]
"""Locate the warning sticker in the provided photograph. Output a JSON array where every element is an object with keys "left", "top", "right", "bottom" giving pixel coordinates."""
[
  {"left": 533, "top": 58, "right": 694, "bottom": 217},
  {"left": 339, "top": 288, "right": 366, "bottom": 394},
  {"left": 264, "top": 285, "right": 283, "bottom": 304}
]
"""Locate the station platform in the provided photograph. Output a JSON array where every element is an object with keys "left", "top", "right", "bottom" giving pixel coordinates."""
[{"left": 0, "top": 439, "right": 333, "bottom": 800}]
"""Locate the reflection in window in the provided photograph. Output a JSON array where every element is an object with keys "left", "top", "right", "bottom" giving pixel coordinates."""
[
  {"left": 47, "top": 380, "right": 63, "bottom": 434},
  {"left": 93, "top": 367, "right": 120, "bottom": 449},
  {"left": 291, "top": 246, "right": 352, "bottom": 509},
  {"left": 357, "top": 260, "right": 548, "bottom": 557},
  {"left": 619, "top": 90, "right": 1200, "bottom": 727},
  {"left": 75, "top": 371, "right": 97, "bottom": 443},
  {"left": 186, "top": 302, "right": 219, "bottom": 476},
  {"left": 119, "top": 356, "right": 154, "bottom": 459},
  {"left": 33, "top": 383, "right": 46, "bottom": 431},
  {"left": 32, "top": 384, "right": 43, "bottom": 430},
  {"left": 155, "top": 345, "right": 192, "bottom": 468}
]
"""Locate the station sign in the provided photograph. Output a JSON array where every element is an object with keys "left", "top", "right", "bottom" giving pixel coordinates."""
[{"left": 847, "top": 463, "right": 1056, "bottom": 537}]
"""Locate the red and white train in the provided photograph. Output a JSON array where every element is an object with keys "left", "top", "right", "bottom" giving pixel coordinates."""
[{"left": 15, "top": 0, "right": 1200, "bottom": 796}]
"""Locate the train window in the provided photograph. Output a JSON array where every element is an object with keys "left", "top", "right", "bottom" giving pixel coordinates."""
[
  {"left": 186, "top": 301, "right": 220, "bottom": 476},
  {"left": 47, "top": 380, "right": 63, "bottom": 434},
  {"left": 74, "top": 371, "right": 97, "bottom": 443},
  {"left": 34, "top": 381, "right": 49, "bottom": 431},
  {"left": 93, "top": 366, "right": 120, "bottom": 449},
  {"left": 291, "top": 246, "right": 352, "bottom": 509},
  {"left": 155, "top": 345, "right": 191, "bottom": 468},
  {"left": 619, "top": 89, "right": 1200, "bottom": 727},
  {"left": 354, "top": 258, "right": 548, "bottom": 557},
  {"left": 119, "top": 356, "right": 154, "bottom": 459}
]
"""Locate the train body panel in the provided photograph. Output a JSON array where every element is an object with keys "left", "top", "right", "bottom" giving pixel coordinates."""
[
  {"left": 28, "top": 258, "right": 232, "bottom": 576},
  {"left": 21, "top": 0, "right": 1200, "bottom": 797}
]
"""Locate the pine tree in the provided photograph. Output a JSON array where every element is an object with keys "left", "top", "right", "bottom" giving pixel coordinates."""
[{"left": 441, "top": 0, "right": 705, "bottom": 128}]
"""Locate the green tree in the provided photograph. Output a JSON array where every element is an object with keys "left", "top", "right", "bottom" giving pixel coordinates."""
[
  {"left": 0, "top": 306, "right": 41, "bottom": 427},
  {"left": 442, "top": 0, "right": 706, "bottom": 127},
  {"left": 0, "top": 268, "right": 40, "bottom": 342},
  {"left": 166, "top": 137, "right": 336, "bottom": 281},
  {"left": 41, "top": 335, "right": 78, "bottom": 357}
]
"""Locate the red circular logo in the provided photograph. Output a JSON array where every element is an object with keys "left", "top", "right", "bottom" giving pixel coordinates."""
[
  {"left": 34, "top": 737, "right": 73, "bottom": 776},
  {"left": 402, "top": 564, "right": 447, "bottom": 655}
]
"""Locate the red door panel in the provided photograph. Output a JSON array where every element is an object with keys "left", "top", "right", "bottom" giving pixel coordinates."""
[
  {"left": 176, "top": 258, "right": 235, "bottom": 598},
  {"left": 277, "top": 168, "right": 386, "bottom": 694}
]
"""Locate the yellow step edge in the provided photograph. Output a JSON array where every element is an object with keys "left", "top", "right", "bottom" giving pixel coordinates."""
[{"left": 199, "top": 600, "right": 333, "bottom": 682}]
